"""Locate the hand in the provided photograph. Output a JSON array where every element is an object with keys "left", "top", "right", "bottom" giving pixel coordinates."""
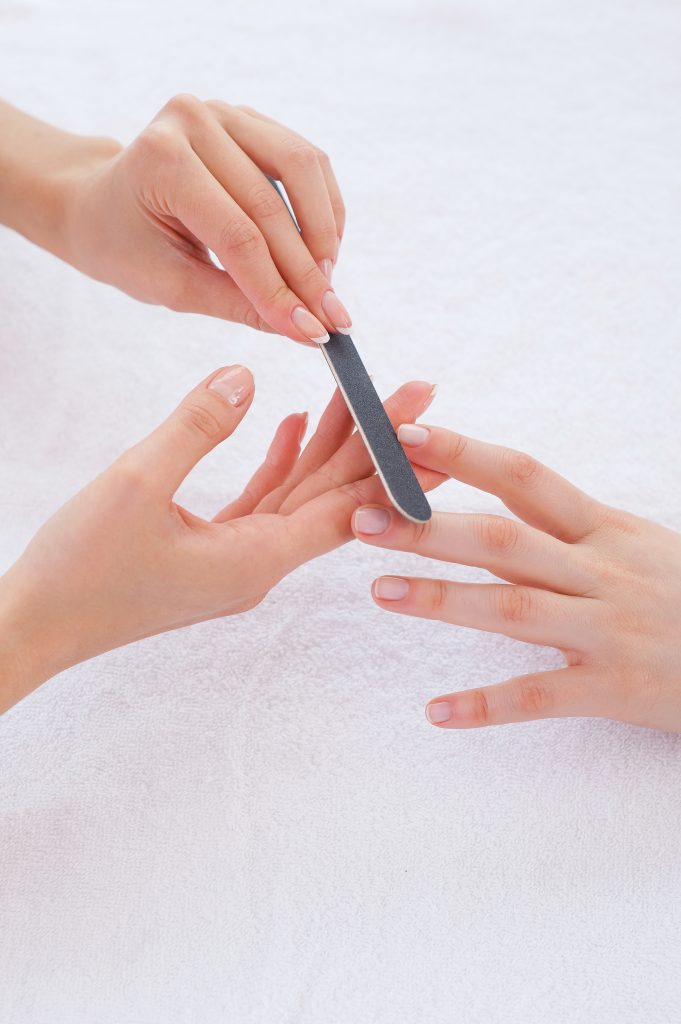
[
  {"left": 0, "top": 370, "right": 438, "bottom": 714},
  {"left": 0, "top": 97, "right": 350, "bottom": 344},
  {"left": 351, "top": 423, "right": 681, "bottom": 733}
]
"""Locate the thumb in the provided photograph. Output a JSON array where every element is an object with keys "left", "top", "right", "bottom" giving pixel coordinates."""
[
  {"left": 130, "top": 365, "right": 254, "bottom": 497},
  {"left": 175, "top": 263, "right": 278, "bottom": 335}
]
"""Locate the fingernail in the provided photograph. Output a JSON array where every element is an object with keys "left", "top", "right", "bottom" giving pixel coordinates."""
[
  {"left": 208, "top": 365, "right": 253, "bottom": 407},
  {"left": 426, "top": 701, "right": 452, "bottom": 725},
  {"left": 318, "top": 258, "right": 333, "bottom": 282},
  {"left": 321, "top": 290, "right": 352, "bottom": 335},
  {"left": 298, "top": 412, "right": 309, "bottom": 445},
  {"left": 374, "top": 576, "right": 409, "bottom": 600},
  {"left": 422, "top": 383, "right": 438, "bottom": 412},
  {"left": 291, "top": 305, "right": 330, "bottom": 344},
  {"left": 354, "top": 507, "right": 391, "bottom": 535},
  {"left": 398, "top": 424, "right": 430, "bottom": 447}
]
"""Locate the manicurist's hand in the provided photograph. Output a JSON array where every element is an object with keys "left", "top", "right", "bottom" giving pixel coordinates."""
[
  {"left": 0, "top": 371, "right": 439, "bottom": 714},
  {"left": 0, "top": 97, "right": 350, "bottom": 344},
  {"left": 352, "top": 424, "right": 681, "bottom": 733}
]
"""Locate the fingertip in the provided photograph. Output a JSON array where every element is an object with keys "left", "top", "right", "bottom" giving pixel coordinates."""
[
  {"left": 206, "top": 365, "right": 255, "bottom": 409},
  {"left": 353, "top": 506, "right": 392, "bottom": 537},
  {"left": 425, "top": 700, "right": 453, "bottom": 727}
]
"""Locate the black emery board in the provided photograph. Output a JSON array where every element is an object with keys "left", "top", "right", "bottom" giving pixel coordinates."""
[{"left": 267, "top": 177, "right": 432, "bottom": 524}]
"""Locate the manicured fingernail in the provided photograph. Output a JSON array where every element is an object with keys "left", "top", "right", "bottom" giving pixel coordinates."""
[
  {"left": 318, "top": 258, "right": 333, "bottom": 282},
  {"left": 426, "top": 701, "right": 452, "bottom": 725},
  {"left": 208, "top": 365, "right": 253, "bottom": 407},
  {"left": 291, "top": 305, "right": 330, "bottom": 344},
  {"left": 321, "top": 290, "right": 352, "bottom": 335},
  {"left": 374, "top": 576, "right": 409, "bottom": 600},
  {"left": 422, "top": 383, "right": 438, "bottom": 411},
  {"left": 298, "top": 412, "right": 309, "bottom": 445},
  {"left": 354, "top": 507, "right": 391, "bottom": 535},
  {"left": 398, "top": 423, "right": 430, "bottom": 447}
]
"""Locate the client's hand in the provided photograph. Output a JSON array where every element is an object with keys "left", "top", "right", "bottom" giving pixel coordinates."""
[
  {"left": 352, "top": 424, "right": 681, "bottom": 734},
  {"left": 0, "top": 370, "right": 438, "bottom": 713}
]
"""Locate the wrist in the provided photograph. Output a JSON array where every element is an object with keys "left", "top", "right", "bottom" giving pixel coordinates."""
[
  {"left": 0, "top": 100, "right": 122, "bottom": 260},
  {"left": 0, "top": 565, "right": 68, "bottom": 714}
]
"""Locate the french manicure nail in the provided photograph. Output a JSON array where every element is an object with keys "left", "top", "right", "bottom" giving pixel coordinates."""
[
  {"left": 208, "top": 365, "right": 253, "bottom": 407},
  {"left": 318, "top": 259, "right": 333, "bottom": 282},
  {"left": 398, "top": 423, "right": 430, "bottom": 447},
  {"left": 298, "top": 412, "right": 309, "bottom": 445},
  {"left": 291, "top": 305, "right": 330, "bottom": 344},
  {"left": 422, "top": 383, "right": 438, "bottom": 412},
  {"left": 426, "top": 701, "right": 452, "bottom": 725},
  {"left": 374, "top": 576, "right": 409, "bottom": 600},
  {"left": 321, "top": 290, "right": 352, "bottom": 335},
  {"left": 355, "top": 507, "right": 391, "bottom": 535}
]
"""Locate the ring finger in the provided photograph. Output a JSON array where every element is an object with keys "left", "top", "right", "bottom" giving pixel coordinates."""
[{"left": 371, "top": 576, "right": 599, "bottom": 649}]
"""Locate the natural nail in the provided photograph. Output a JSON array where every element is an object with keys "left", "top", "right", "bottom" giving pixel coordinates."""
[
  {"left": 426, "top": 701, "right": 452, "bottom": 725},
  {"left": 355, "top": 507, "right": 391, "bottom": 535},
  {"left": 298, "top": 412, "right": 309, "bottom": 445},
  {"left": 321, "top": 290, "right": 352, "bottom": 334},
  {"left": 318, "top": 259, "right": 333, "bottom": 282},
  {"left": 291, "top": 305, "right": 330, "bottom": 344},
  {"left": 398, "top": 423, "right": 430, "bottom": 447},
  {"left": 374, "top": 576, "right": 410, "bottom": 601},
  {"left": 208, "top": 365, "right": 253, "bottom": 407}
]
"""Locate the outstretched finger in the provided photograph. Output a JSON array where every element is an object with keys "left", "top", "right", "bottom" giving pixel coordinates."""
[
  {"left": 397, "top": 424, "right": 604, "bottom": 542},
  {"left": 424, "top": 665, "right": 606, "bottom": 728},
  {"left": 370, "top": 576, "right": 598, "bottom": 649}
]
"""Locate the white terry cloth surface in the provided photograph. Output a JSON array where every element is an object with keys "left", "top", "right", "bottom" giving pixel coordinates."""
[{"left": 1, "top": 1, "right": 681, "bottom": 1021}]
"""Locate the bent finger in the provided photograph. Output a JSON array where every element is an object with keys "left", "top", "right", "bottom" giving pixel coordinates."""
[{"left": 213, "top": 412, "right": 307, "bottom": 522}]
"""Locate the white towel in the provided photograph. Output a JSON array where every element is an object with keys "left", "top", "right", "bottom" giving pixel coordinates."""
[{"left": 1, "top": 0, "right": 681, "bottom": 1021}]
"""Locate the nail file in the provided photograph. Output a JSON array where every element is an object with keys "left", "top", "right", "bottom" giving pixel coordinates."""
[{"left": 267, "top": 177, "right": 432, "bottom": 524}]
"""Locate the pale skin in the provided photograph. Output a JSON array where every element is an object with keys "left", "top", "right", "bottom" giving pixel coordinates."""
[
  {"left": 0, "top": 95, "right": 351, "bottom": 344},
  {"left": 352, "top": 423, "right": 681, "bottom": 733},
  {"left": 0, "top": 371, "right": 439, "bottom": 714}
]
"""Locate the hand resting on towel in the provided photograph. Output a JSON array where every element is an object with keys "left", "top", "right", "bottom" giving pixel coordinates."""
[
  {"left": 353, "top": 423, "right": 681, "bottom": 734},
  {"left": 0, "top": 373, "right": 439, "bottom": 714},
  {"left": 0, "top": 96, "right": 350, "bottom": 344}
]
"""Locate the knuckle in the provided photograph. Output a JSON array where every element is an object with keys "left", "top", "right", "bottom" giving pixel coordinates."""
[
  {"left": 444, "top": 431, "right": 469, "bottom": 467},
  {"left": 163, "top": 92, "right": 205, "bottom": 123},
  {"left": 428, "top": 579, "right": 450, "bottom": 614},
  {"left": 282, "top": 137, "right": 318, "bottom": 169},
  {"left": 479, "top": 515, "right": 519, "bottom": 556},
  {"left": 218, "top": 217, "right": 263, "bottom": 258},
  {"left": 339, "top": 479, "right": 369, "bottom": 507},
  {"left": 110, "top": 453, "right": 148, "bottom": 494},
  {"left": 242, "top": 304, "right": 270, "bottom": 332},
  {"left": 498, "top": 585, "right": 534, "bottom": 623},
  {"left": 470, "top": 689, "right": 491, "bottom": 726},
  {"left": 247, "top": 182, "right": 284, "bottom": 221},
  {"left": 411, "top": 519, "right": 431, "bottom": 546},
  {"left": 513, "top": 677, "right": 553, "bottom": 716},
  {"left": 178, "top": 401, "right": 224, "bottom": 442},
  {"left": 504, "top": 449, "right": 541, "bottom": 487},
  {"left": 133, "top": 122, "right": 184, "bottom": 165},
  {"left": 265, "top": 280, "right": 292, "bottom": 309}
]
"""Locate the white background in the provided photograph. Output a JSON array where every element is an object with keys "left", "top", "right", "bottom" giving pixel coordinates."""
[{"left": 1, "top": 0, "right": 681, "bottom": 1021}]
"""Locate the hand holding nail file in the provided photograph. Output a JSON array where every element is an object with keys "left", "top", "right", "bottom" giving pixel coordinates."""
[{"left": 268, "top": 177, "right": 432, "bottom": 524}]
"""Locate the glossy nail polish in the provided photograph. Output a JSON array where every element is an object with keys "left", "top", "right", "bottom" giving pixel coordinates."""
[
  {"left": 208, "top": 365, "right": 253, "bottom": 407},
  {"left": 291, "top": 306, "right": 330, "bottom": 344},
  {"left": 321, "top": 290, "right": 352, "bottom": 335}
]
